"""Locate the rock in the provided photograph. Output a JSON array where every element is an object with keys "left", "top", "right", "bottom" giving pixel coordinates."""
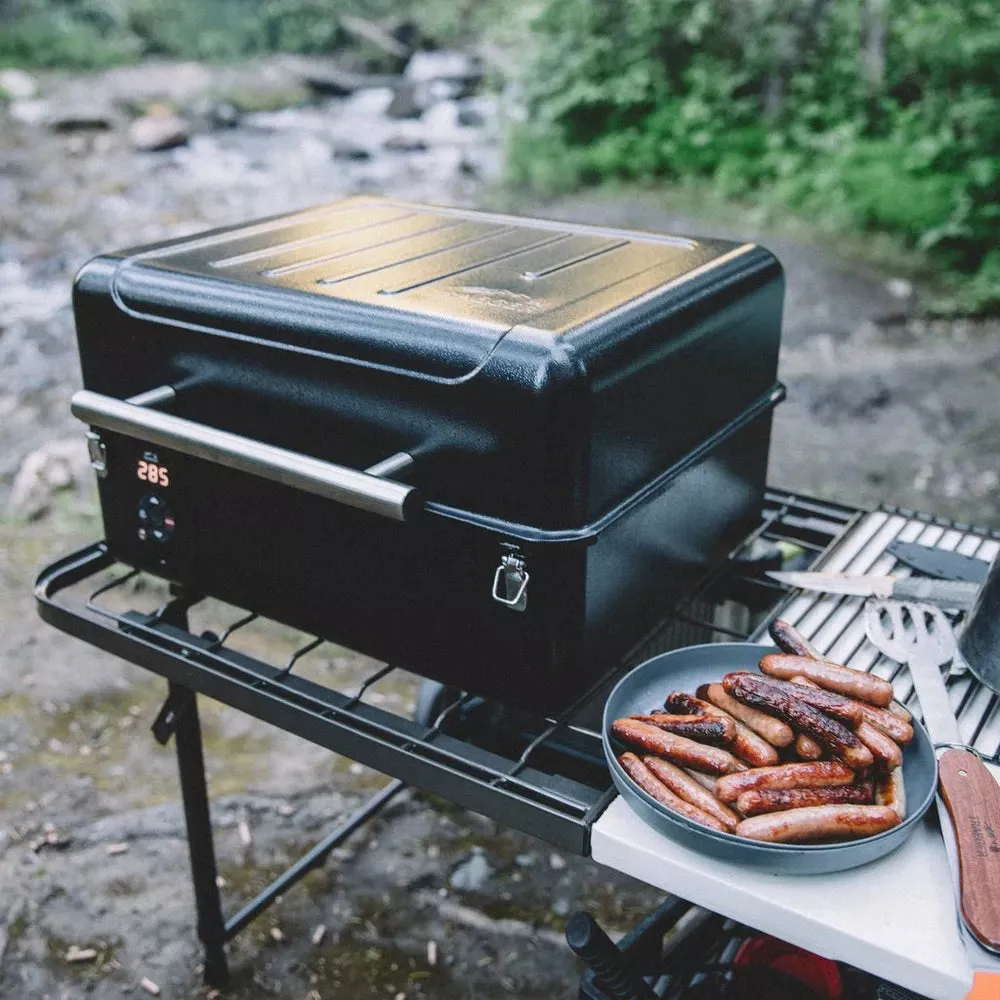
[
  {"left": 886, "top": 277, "right": 913, "bottom": 300},
  {"left": 383, "top": 132, "right": 428, "bottom": 153},
  {"left": 48, "top": 106, "right": 114, "bottom": 132},
  {"left": 128, "top": 109, "right": 190, "bottom": 152},
  {"left": 0, "top": 69, "right": 38, "bottom": 101},
  {"left": 386, "top": 81, "right": 423, "bottom": 120},
  {"left": 297, "top": 59, "right": 398, "bottom": 97},
  {"left": 209, "top": 102, "right": 241, "bottom": 129},
  {"left": 404, "top": 51, "right": 483, "bottom": 95},
  {"left": 340, "top": 15, "right": 411, "bottom": 60},
  {"left": 7, "top": 439, "right": 91, "bottom": 520},
  {"left": 340, "top": 86, "right": 395, "bottom": 118},
  {"left": 8, "top": 99, "right": 49, "bottom": 127},
  {"left": 449, "top": 849, "right": 493, "bottom": 892},
  {"left": 332, "top": 142, "right": 371, "bottom": 162},
  {"left": 457, "top": 96, "right": 500, "bottom": 129}
]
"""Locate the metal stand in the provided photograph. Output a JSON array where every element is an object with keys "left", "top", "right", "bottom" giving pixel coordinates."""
[{"left": 150, "top": 604, "right": 406, "bottom": 987}]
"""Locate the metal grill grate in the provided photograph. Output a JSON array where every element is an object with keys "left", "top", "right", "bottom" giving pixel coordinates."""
[{"left": 770, "top": 507, "right": 1000, "bottom": 762}]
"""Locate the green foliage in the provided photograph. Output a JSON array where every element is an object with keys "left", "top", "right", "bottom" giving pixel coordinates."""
[
  {"left": 510, "top": 0, "right": 1000, "bottom": 312},
  {"left": 0, "top": 0, "right": 503, "bottom": 68}
]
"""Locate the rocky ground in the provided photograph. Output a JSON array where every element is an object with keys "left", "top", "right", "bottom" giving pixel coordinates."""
[{"left": 1, "top": 40, "right": 999, "bottom": 1000}]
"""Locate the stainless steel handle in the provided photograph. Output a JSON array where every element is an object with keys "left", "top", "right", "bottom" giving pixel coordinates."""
[{"left": 71, "top": 389, "right": 417, "bottom": 521}]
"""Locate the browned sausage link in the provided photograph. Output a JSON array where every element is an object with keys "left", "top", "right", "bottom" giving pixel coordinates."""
[
  {"left": 611, "top": 720, "right": 746, "bottom": 774},
  {"left": 875, "top": 767, "right": 907, "bottom": 820},
  {"left": 631, "top": 713, "right": 736, "bottom": 746},
  {"left": 734, "top": 672, "right": 863, "bottom": 725},
  {"left": 859, "top": 703, "right": 915, "bottom": 744},
  {"left": 723, "top": 674, "right": 874, "bottom": 769},
  {"left": 759, "top": 654, "right": 894, "bottom": 707},
  {"left": 855, "top": 721, "right": 903, "bottom": 769},
  {"left": 664, "top": 692, "right": 778, "bottom": 766},
  {"left": 664, "top": 692, "right": 713, "bottom": 715},
  {"left": 736, "top": 804, "right": 900, "bottom": 843},
  {"left": 696, "top": 683, "right": 794, "bottom": 748},
  {"left": 769, "top": 619, "right": 823, "bottom": 659},
  {"left": 643, "top": 757, "right": 740, "bottom": 830},
  {"left": 795, "top": 733, "right": 824, "bottom": 760},
  {"left": 617, "top": 753, "right": 729, "bottom": 832},
  {"left": 888, "top": 700, "right": 913, "bottom": 723},
  {"left": 735, "top": 784, "right": 875, "bottom": 816},
  {"left": 685, "top": 768, "right": 719, "bottom": 791},
  {"left": 715, "top": 761, "right": 855, "bottom": 804}
]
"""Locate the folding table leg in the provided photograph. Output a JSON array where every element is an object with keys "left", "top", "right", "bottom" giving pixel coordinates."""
[{"left": 171, "top": 682, "right": 229, "bottom": 987}]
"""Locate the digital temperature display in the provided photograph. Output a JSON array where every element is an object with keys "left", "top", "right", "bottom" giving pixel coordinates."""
[{"left": 137, "top": 460, "right": 170, "bottom": 487}]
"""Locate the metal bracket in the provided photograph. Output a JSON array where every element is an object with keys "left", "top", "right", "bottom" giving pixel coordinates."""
[
  {"left": 151, "top": 689, "right": 187, "bottom": 745},
  {"left": 492, "top": 547, "right": 529, "bottom": 612},
  {"left": 86, "top": 430, "right": 107, "bottom": 479}
]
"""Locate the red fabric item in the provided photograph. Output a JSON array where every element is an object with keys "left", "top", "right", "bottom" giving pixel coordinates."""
[{"left": 734, "top": 934, "right": 843, "bottom": 1000}]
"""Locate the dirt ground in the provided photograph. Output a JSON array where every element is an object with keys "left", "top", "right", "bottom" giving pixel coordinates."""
[{"left": 2, "top": 58, "right": 999, "bottom": 1000}]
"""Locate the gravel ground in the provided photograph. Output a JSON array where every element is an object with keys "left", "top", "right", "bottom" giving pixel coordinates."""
[{"left": 1, "top": 56, "right": 998, "bottom": 1000}]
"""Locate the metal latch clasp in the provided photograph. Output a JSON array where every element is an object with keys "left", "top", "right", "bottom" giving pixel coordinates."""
[
  {"left": 86, "top": 430, "right": 107, "bottom": 479},
  {"left": 492, "top": 548, "right": 529, "bottom": 612}
]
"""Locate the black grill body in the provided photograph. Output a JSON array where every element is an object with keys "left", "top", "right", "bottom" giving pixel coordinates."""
[{"left": 71, "top": 197, "right": 784, "bottom": 712}]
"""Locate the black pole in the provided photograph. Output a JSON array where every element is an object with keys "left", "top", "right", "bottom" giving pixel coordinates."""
[{"left": 171, "top": 681, "right": 229, "bottom": 986}]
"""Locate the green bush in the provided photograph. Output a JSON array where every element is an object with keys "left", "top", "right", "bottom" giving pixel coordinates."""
[{"left": 510, "top": 0, "right": 1000, "bottom": 313}]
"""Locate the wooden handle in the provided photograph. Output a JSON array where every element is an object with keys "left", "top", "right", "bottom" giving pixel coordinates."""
[
  {"left": 965, "top": 971, "right": 1000, "bottom": 999},
  {"left": 939, "top": 749, "right": 1000, "bottom": 953}
]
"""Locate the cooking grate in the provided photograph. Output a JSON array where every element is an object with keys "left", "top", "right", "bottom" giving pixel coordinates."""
[
  {"left": 35, "top": 490, "right": 1000, "bottom": 854},
  {"left": 771, "top": 508, "right": 1000, "bottom": 762}
]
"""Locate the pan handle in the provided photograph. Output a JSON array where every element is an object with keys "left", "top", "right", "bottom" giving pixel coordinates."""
[{"left": 71, "top": 388, "right": 418, "bottom": 522}]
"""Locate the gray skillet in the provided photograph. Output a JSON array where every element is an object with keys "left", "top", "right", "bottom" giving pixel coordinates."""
[{"left": 602, "top": 642, "right": 937, "bottom": 875}]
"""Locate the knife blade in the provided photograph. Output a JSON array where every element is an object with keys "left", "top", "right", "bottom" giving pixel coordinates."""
[
  {"left": 886, "top": 539, "right": 992, "bottom": 585},
  {"left": 767, "top": 570, "right": 980, "bottom": 610}
]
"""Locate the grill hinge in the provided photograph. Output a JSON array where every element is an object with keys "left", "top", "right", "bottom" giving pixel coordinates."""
[{"left": 86, "top": 430, "right": 108, "bottom": 479}]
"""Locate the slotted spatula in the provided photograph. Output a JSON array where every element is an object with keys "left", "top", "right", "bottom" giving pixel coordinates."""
[{"left": 866, "top": 599, "right": 1000, "bottom": 998}]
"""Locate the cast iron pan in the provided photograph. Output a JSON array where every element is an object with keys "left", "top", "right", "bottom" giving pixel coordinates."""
[{"left": 603, "top": 643, "right": 937, "bottom": 875}]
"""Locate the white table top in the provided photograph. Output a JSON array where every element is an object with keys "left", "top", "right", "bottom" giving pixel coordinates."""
[{"left": 591, "top": 796, "right": 979, "bottom": 1000}]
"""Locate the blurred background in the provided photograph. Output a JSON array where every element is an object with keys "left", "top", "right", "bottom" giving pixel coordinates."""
[{"left": 0, "top": 2, "right": 998, "bottom": 998}]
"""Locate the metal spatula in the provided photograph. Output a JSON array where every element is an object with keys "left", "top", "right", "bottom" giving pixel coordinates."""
[{"left": 865, "top": 599, "right": 1000, "bottom": 997}]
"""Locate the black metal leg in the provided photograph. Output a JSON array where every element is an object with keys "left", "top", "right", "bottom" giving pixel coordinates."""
[{"left": 171, "top": 682, "right": 229, "bottom": 987}]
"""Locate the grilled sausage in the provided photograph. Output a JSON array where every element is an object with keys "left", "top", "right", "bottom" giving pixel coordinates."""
[
  {"left": 875, "top": 767, "right": 907, "bottom": 820},
  {"left": 736, "top": 804, "right": 900, "bottom": 843},
  {"left": 769, "top": 619, "right": 823, "bottom": 659},
  {"left": 685, "top": 768, "right": 721, "bottom": 791},
  {"left": 795, "top": 733, "right": 824, "bottom": 760},
  {"left": 611, "top": 720, "right": 745, "bottom": 775},
  {"left": 715, "top": 761, "right": 855, "bottom": 804},
  {"left": 631, "top": 713, "right": 736, "bottom": 746},
  {"left": 664, "top": 692, "right": 778, "bottom": 767},
  {"left": 735, "top": 784, "right": 875, "bottom": 816},
  {"left": 723, "top": 674, "right": 874, "bottom": 769},
  {"left": 617, "top": 753, "right": 729, "bottom": 832},
  {"left": 739, "top": 672, "right": 863, "bottom": 725},
  {"left": 888, "top": 701, "right": 913, "bottom": 723},
  {"left": 697, "top": 683, "right": 794, "bottom": 748},
  {"left": 859, "top": 703, "right": 914, "bottom": 744},
  {"left": 643, "top": 757, "right": 740, "bottom": 831},
  {"left": 855, "top": 721, "right": 903, "bottom": 769},
  {"left": 759, "top": 653, "right": 894, "bottom": 707}
]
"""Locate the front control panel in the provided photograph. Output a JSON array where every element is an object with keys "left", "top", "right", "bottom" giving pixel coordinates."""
[{"left": 137, "top": 493, "right": 175, "bottom": 543}]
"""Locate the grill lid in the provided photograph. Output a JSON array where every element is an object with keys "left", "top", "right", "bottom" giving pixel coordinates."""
[{"left": 105, "top": 197, "right": 740, "bottom": 381}]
